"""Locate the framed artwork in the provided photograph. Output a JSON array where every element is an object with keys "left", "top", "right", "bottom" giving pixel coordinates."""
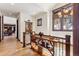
[
  {"left": 53, "top": 4, "right": 73, "bottom": 31},
  {"left": 25, "top": 21, "right": 32, "bottom": 33},
  {"left": 37, "top": 18, "right": 42, "bottom": 26}
]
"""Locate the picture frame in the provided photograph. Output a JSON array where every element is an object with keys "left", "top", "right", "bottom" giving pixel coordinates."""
[{"left": 37, "top": 18, "right": 42, "bottom": 26}]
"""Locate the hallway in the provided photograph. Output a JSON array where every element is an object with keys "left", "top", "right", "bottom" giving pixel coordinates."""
[{"left": 0, "top": 36, "right": 40, "bottom": 56}]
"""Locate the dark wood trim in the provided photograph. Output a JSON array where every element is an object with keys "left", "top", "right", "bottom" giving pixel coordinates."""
[
  {"left": 52, "top": 3, "right": 72, "bottom": 12},
  {"left": 52, "top": 3, "right": 73, "bottom": 31},
  {"left": 2, "top": 16, "right": 4, "bottom": 40},
  {"left": 35, "top": 34, "right": 72, "bottom": 46},
  {"left": 31, "top": 33, "right": 71, "bottom": 56},
  {"left": 0, "top": 16, "right": 1, "bottom": 42},
  {"left": 65, "top": 35, "right": 71, "bottom": 56},
  {"left": 16, "top": 19, "right": 19, "bottom": 41},
  {"left": 36, "top": 34, "right": 65, "bottom": 39},
  {"left": 73, "top": 3, "right": 79, "bottom": 56},
  {"left": 4, "top": 24, "right": 16, "bottom": 26},
  {"left": 0, "top": 16, "right": 4, "bottom": 41}
]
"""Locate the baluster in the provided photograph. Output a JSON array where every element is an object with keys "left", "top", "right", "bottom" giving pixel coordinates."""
[
  {"left": 59, "top": 39, "right": 60, "bottom": 56},
  {"left": 65, "top": 35, "right": 71, "bottom": 56},
  {"left": 62, "top": 39, "right": 64, "bottom": 56},
  {"left": 55, "top": 42, "right": 57, "bottom": 56}
]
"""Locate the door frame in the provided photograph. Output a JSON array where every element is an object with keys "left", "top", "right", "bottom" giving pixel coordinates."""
[
  {"left": 16, "top": 18, "right": 19, "bottom": 41},
  {"left": 1, "top": 16, "right": 19, "bottom": 41}
]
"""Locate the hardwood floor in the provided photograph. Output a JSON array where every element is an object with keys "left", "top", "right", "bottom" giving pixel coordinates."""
[{"left": 0, "top": 36, "right": 40, "bottom": 56}]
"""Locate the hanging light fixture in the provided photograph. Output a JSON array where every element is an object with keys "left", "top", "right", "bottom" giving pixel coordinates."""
[
  {"left": 63, "top": 9, "right": 69, "bottom": 14},
  {"left": 70, "top": 10, "right": 73, "bottom": 15},
  {"left": 58, "top": 12, "right": 62, "bottom": 17}
]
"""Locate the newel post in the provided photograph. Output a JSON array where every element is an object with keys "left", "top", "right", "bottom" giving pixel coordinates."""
[
  {"left": 65, "top": 35, "right": 71, "bottom": 56},
  {"left": 39, "top": 32, "right": 43, "bottom": 38},
  {"left": 23, "top": 32, "right": 26, "bottom": 48}
]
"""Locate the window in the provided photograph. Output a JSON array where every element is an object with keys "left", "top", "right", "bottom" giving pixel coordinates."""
[{"left": 52, "top": 4, "right": 73, "bottom": 31}]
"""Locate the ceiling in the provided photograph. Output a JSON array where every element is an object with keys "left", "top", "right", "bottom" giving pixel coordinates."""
[{"left": 0, "top": 3, "right": 57, "bottom": 18}]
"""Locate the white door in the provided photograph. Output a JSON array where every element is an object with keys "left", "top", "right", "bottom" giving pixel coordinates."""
[{"left": 25, "top": 33, "right": 31, "bottom": 44}]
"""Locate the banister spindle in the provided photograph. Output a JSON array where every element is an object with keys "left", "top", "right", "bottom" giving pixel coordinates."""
[{"left": 65, "top": 35, "right": 71, "bottom": 56}]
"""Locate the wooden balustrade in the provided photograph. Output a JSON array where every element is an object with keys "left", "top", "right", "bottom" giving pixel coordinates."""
[
  {"left": 22, "top": 32, "right": 71, "bottom": 56},
  {"left": 31, "top": 33, "right": 71, "bottom": 56}
]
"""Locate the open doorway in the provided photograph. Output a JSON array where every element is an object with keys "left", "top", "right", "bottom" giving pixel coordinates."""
[
  {"left": 3, "top": 16, "right": 17, "bottom": 40},
  {"left": 0, "top": 16, "right": 21, "bottom": 55}
]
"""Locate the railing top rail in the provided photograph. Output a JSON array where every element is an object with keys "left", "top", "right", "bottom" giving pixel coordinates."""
[
  {"left": 31, "top": 32, "right": 71, "bottom": 56},
  {"left": 35, "top": 34, "right": 65, "bottom": 40},
  {"left": 35, "top": 36, "right": 70, "bottom": 45}
]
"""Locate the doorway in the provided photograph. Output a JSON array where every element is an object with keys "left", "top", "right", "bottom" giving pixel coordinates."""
[
  {"left": 3, "top": 16, "right": 17, "bottom": 40},
  {"left": 25, "top": 21, "right": 33, "bottom": 45}
]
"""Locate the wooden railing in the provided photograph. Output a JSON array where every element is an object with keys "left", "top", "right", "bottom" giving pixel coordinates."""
[{"left": 31, "top": 33, "right": 71, "bottom": 56}]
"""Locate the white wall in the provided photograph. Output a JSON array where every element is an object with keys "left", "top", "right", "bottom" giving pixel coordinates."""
[
  {"left": 4, "top": 16, "right": 16, "bottom": 24},
  {"left": 18, "top": 13, "right": 25, "bottom": 42},
  {"left": 32, "top": 3, "right": 73, "bottom": 45},
  {"left": 18, "top": 13, "right": 32, "bottom": 42},
  {"left": 32, "top": 4, "right": 73, "bottom": 55},
  {"left": 32, "top": 12, "right": 48, "bottom": 35},
  {"left": 17, "top": 3, "right": 73, "bottom": 45}
]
